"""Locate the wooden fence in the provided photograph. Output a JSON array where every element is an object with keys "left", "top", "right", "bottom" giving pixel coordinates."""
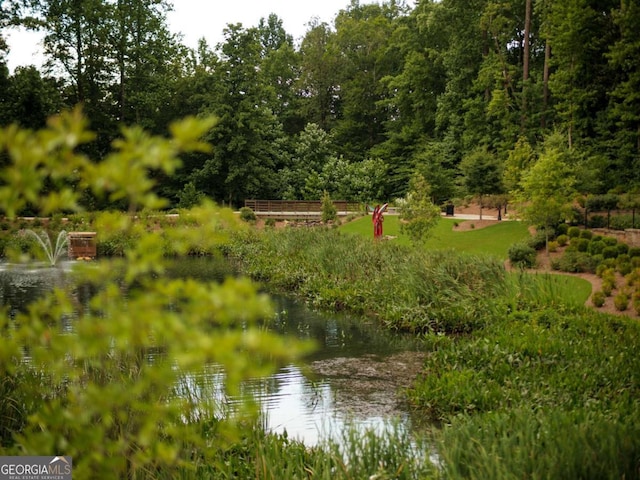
[{"left": 244, "top": 199, "right": 362, "bottom": 219}]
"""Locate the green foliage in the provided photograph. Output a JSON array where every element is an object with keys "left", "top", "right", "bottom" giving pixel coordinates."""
[
  {"left": 527, "top": 230, "right": 549, "bottom": 250},
  {"left": 409, "top": 306, "right": 640, "bottom": 424},
  {"left": 556, "top": 223, "right": 569, "bottom": 235},
  {"left": 587, "top": 239, "right": 604, "bottom": 255},
  {"left": 508, "top": 242, "right": 537, "bottom": 269},
  {"left": 614, "top": 292, "right": 629, "bottom": 311},
  {"left": 551, "top": 251, "right": 598, "bottom": 274},
  {"left": 398, "top": 172, "right": 441, "bottom": 243},
  {"left": 239, "top": 206, "right": 257, "bottom": 223},
  {"left": 517, "top": 133, "right": 576, "bottom": 236},
  {"left": 556, "top": 234, "right": 569, "bottom": 247},
  {"left": 573, "top": 238, "right": 589, "bottom": 253},
  {"left": 567, "top": 226, "right": 581, "bottom": 238},
  {"left": 591, "top": 290, "right": 606, "bottom": 307},
  {"left": 437, "top": 408, "right": 640, "bottom": 480},
  {"left": 320, "top": 190, "right": 337, "bottom": 223},
  {"left": 579, "top": 229, "right": 593, "bottom": 240},
  {"left": 0, "top": 112, "right": 310, "bottom": 477},
  {"left": 177, "top": 181, "right": 204, "bottom": 209},
  {"left": 228, "top": 227, "right": 505, "bottom": 334}
]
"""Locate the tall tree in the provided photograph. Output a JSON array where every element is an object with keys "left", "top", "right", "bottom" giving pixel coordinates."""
[
  {"left": 547, "top": 0, "right": 618, "bottom": 149},
  {"left": 373, "top": 0, "right": 448, "bottom": 197},
  {"left": 194, "top": 24, "right": 288, "bottom": 205},
  {"left": 331, "top": 1, "right": 402, "bottom": 160},
  {"left": 257, "top": 14, "right": 303, "bottom": 135},
  {"left": 606, "top": 0, "right": 640, "bottom": 189},
  {"left": 297, "top": 20, "right": 340, "bottom": 131}
]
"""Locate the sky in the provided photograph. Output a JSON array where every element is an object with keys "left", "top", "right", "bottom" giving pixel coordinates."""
[{"left": 5, "top": 0, "right": 410, "bottom": 72}]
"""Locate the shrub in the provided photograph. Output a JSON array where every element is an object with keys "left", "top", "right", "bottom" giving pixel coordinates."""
[
  {"left": 556, "top": 223, "right": 569, "bottom": 235},
  {"left": 596, "top": 263, "right": 609, "bottom": 278},
  {"left": 601, "top": 267, "right": 616, "bottom": 283},
  {"left": 527, "top": 231, "right": 547, "bottom": 250},
  {"left": 628, "top": 247, "right": 640, "bottom": 258},
  {"left": 602, "top": 280, "right": 614, "bottom": 297},
  {"left": 567, "top": 226, "right": 581, "bottom": 238},
  {"left": 614, "top": 292, "right": 629, "bottom": 311},
  {"left": 609, "top": 214, "right": 634, "bottom": 230},
  {"left": 588, "top": 215, "right": 607, "bottom": 228},
  {"left": 552, "top": 251, "right": 598, "bottom": 273},
  {"left": 625, "top": 269, "right": 640, "bottom": 288},
  {"left": 574, "top": 238, "right": 589, "bottom": 252},
  {"left": 239, "top": 207, "right": 257, "bottom": 223},
  {"left": 616, "top": 254, "right": 631, "bottom": 267},
  {"left": 633, "top": 293, "right": 640, "bottom": 315},
  {"left": 591, "top": 291, "right": 606, "bottom": 308},
  {"left": 587, "top": 240, "right": 604, "bottom": 256},
  {"left": 548, "top": 241, "right": 559, "bottom": 253},
  {"left": 590, "top": 254, "right": 604, "bottom": 269},
  {"left": 556, "top": 234, "right": 569, "bottom": 247},
  {"left": 508, "top": 242, "right": 537, "bottom": 268},
  {"left": 603, "top": 246, "right": 619, "bottom": 259},
  {"left": 265, "top": 217, "right": 276, "bottom": 228},
  {"left": 619, "top": 263, "right": 633, "bottom": 276},
  {"left": 579, "top": 229, "right": 593, "bottom": 240},
  {"left": 616, "top": 243, "right": 629, "bottom": 256},
  {"left": 321, "top": 190, "right": 337, "bottom": 224},
  {"left": 602, "top": 236, "right": 618, "bottom": 247}
]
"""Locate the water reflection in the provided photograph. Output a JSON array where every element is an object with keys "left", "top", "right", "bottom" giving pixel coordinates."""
[{"left": 0, "top": 257, "right": 425, "bottom": 445}]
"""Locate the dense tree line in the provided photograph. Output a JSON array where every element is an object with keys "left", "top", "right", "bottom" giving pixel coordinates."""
[{"left": 1, "top": 0, "right": 639, "bottom": 211}]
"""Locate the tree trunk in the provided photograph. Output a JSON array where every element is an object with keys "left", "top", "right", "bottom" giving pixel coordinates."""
[
  {"left": 521, "top": 0, "right": 532, "bottom": 130},
  {"left": 74, "top": 2, "right": 84, "bottom": 102},
  {"left": 542, "top": 40, "right": 551, "bottom": 129}
]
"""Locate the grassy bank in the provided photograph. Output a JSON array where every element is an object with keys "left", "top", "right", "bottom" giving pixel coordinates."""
[
  {"left": 228, "top": 227, "right": 506, "bottom": 333},
  {"left": 227, "top": 225, "right": 639, "bottom": 479}
]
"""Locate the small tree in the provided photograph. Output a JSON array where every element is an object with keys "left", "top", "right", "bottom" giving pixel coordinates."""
[
  {"left": 321, "top": 190, "right": 337, "bottom": 223},
  {"left": 399, "top": 172, "right": 441, "bottom": 243},
  {"left": 459, "top": 147, "right": 503, "bottom": 220},
  {"left": 517, "top": 136, "right": 576, "bottom": 255}
]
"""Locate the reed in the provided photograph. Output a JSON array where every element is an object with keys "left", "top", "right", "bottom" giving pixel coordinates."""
[
  {"left": 437, "top": 407, "right": 640, "bottom": 480},
  {"left": 228, "top": 228, "right": 506, "bottom": 334}
]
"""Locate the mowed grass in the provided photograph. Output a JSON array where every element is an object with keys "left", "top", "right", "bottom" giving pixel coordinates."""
[
  {"left": 341, "top": 215, "right": 531, "bottom": 259},
  {"left": 340, "top": 215, "right": 592, "bottom": 305}
]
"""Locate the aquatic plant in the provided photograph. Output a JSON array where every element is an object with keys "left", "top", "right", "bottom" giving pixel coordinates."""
[{"left": 25, "top": 229, "right": 68, "bottom": 266}]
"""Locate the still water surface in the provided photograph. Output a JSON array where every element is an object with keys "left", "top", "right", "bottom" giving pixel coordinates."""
[{"left": 0, "top": 258, "right": 425, "bottom": 445}]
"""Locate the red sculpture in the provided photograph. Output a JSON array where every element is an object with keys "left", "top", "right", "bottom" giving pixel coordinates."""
[{"left": 371, "top": 203, "right": 388, "bottom": 239}]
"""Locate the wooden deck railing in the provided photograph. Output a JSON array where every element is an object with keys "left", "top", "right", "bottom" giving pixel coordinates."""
[{"left": 244, "top": 199, "right": 361, "bottom": 216}]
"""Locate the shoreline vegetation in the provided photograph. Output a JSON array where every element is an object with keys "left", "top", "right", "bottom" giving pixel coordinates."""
[
  {"left": 2, "top": 208, "right": 640, "bottom": 477},
  {"left": 224, "top": 222, "right": 640, "bottom": 479}
]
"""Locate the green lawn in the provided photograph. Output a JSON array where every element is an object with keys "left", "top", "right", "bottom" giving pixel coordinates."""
[
  {"left": 340, "top": 215, "right": 592, "bottom": 305},
  {"left": 340, "top": 215, "right": 531, "bottom": 259}
]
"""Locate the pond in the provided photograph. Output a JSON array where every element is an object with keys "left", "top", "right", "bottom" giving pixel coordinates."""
[{"left": 0, "top": 257, "right": 426, "bottom": 446}]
